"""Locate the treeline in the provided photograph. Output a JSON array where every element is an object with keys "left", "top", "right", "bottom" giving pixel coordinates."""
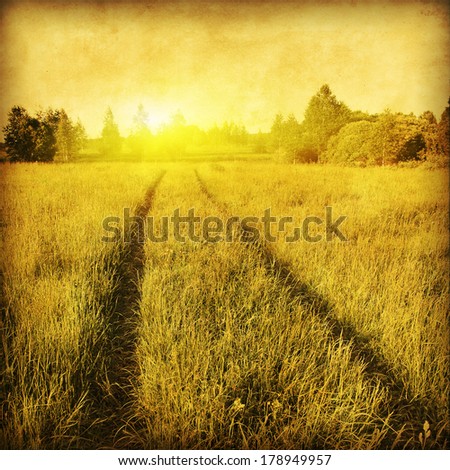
[
  {"left": 123, "top": 105, "right": 250, "bottom": 158},
  {"left": 2, "top": 106, "right": 87, "bottom": 162},
  {"left": 2, "top": 85, "right": 449, "bottom": 165},
  {"left": 270, "top": 84, "right": 449, "bottom": 167}
]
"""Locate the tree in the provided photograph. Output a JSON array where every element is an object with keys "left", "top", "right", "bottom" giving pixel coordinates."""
[
  {"left": 270, "top": 113, "right": 285, "bottom": 151},
  {"left": 301, "top": 84, "right": 352, "bottom": 160},
  {"left": 437, "top": 98, "right": 449, "bottom": 157},
  {"left": 349, "top": 109, "right": 375, "bottom": 123},
  {"left": 283, "top": 114, "right": 302, "bottom": 156},
  {"left": 3, "top": 106, "right": 56, "bottom": 162},
  {"left": 372, "top": 110, "right": 400, "bottom": 165},
  {"left": 40, "top": 108, "right": 87, "bottom": 161},
  {"left": 55, "top": 110, "right": 76, "bottom": 161},
  {"left": 418, "top": 111, "right": 439, "bottom": 159},
  {"left": 325, "top": 112, "right": 428, "bottom": 166},
  {"left": 324, "top": 120, "right": 377, "bottom": 165},
  {"left": 33, "top": 115, "right": 57, "bottom": 162},
  {"left": 376, "top": 112, "right": 426, "bottom": 164},
  {"left": 74, "top": 119, "right": 88, "bottom": 154},
  {"left": 229, "top": 123, "right": 248, "bottom": 146},
  {"left": 396, "top": 121, "right": 426, "bottom": 163},
  {"left": 101, "top": 107, "right": 122, "bottom": 156},
  {"left": 3, "top": 106, "right": 35, "bottom": 161},
  {"left": 253, "top": 130, "right": 268, "bottom": 153},
  {"left": 269, "top": 113, "right": 303, "bottom": 160}
]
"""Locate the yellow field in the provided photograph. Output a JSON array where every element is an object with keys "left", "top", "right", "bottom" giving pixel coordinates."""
[{"left": 0, "top": 161, "right": 448, "bottom": 449}]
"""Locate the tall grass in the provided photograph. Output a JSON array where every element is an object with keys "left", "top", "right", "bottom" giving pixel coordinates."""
[
  {"left": 127, "top": 166, "right": 418, "bottom": 448},
  {"left": 0, "top": 162, "right": 159, "bottom": 448},
  {"left": 197, "top": 162, "right": 449, "bottom": 447},
  {"left": 1, "top": 161, "right": 448, "bottom": 449}
]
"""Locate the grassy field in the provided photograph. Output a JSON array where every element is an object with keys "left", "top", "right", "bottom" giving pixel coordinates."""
[{"left": 0, "top": 160, "right": 448, "bottom": 449}]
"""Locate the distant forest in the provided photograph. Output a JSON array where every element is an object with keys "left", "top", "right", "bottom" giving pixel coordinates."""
[{"left": 2, "top": 85, "right": 449, "bottom": 167}]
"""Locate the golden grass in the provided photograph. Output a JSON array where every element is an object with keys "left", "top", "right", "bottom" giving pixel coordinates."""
[
  {"left": 1, "top": 161, "right": 448, "bottom": 449},
  {"left": 197, "top": 162, "right": 449, "bottom": 447},
  {"left": 0, "top": 162, "right": 160, "bottom": 448}
]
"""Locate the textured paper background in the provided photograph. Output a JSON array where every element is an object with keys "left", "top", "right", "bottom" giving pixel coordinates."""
[{"left": 1, "top": 0, "right": 449, "bottom": 136}]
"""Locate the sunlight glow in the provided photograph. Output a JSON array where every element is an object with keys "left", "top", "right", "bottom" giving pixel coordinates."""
[
  {"left": 144, "top": 112, "right": 171, "bottom": 131},
  {"left": 1, "top": 1, "right": 448, "bottom": 138}
]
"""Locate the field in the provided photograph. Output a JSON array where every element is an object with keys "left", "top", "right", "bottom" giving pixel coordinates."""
[{"left": 0, "top": 161, "right": 448, "bottom": 449}]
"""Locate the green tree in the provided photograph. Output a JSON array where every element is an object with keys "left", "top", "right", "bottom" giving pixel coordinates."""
[
  {"left": 253, "top": 130, "right": 268, "bottom": 153},
  {"left": 270, "top": 113, "right": 304, "bottom": 160},
  {"left": 418, "top": 111, "right": 439, "bottom": 158},
  {"left": 3, "top": 106, "right": 56, "bottom": 162},
  {"left": 3, "top": 106, "right": 35, "bottom": 161},
  {"left": 55, "top": 110, "right": 76, "bottom": 161},
  {"left": 101, "top": 107, "right": 122, "bottom": 156},
  {"left": 437, "top": 98, "right": 449, "bottom": 157},
  {"left": 372, "top": 110, "right": 398, "bottom": 165},
  {"left": 74, "top": 119, "right": 88, "bottom": 154},
  {"left": 324, "top": 120, "right": 377, "bottom": 165},
  {"left": 40, "top": 108, "right": 87, "bottom": 161},
  {"left": 376, "top": 112, "right": 426, "bottom": 164},
  {"left": 301, "top": 84, "right": 352, "bottom": 160},
  {"left": 326, "top": 112, "right": 427, "bottom": 166},
  {"left": 349, "top": 109, "right": 375, "bottom": 123},
  {"left": 228, "top": 122, "right": 248, "bottom": 145},
  {"left": 270, "top": 113, "right": 285, "bottom": 151},
  {"left": 284, "top": 114, "right": 302, "bottom": 156}
]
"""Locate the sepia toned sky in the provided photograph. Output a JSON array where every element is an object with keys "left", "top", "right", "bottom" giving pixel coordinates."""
[{"left": 0, "top": 0, "right": 449, "bottom": 137}]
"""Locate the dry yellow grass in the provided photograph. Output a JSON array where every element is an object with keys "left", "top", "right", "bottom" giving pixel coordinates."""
[
  {"left": 197, "top": 162, "right": 449, "bottom": 447},
  {"left": 0, "top": 161, "right": 448, "bottom": 449},
  {"left": 0, "top": 162, "right": 160, "bottom": 448}
]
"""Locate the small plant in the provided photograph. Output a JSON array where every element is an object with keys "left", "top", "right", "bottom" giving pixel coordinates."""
[{"left": 418, "top": 420, "right": 431, "bottom": 449}]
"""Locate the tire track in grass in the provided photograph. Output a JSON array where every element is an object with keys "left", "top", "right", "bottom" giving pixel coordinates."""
[
  {"left": 85, "top": 171, "right": 165, "bottom": 449},
  {"left": 194, "top": 169, "right": 435, "bottom": 449}
]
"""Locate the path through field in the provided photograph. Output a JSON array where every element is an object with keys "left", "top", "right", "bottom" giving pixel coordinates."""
[
  {"left": 194, "top": 169, "right": 431, "bottom": 446},
  {"left": 83, "top": 167, "right": 445, "bottom": 449},
  {"left": 83, "top": 172, "right": 166, "bottom": 448},
  {"left": 2, "top": 163, "right": 447, "bottom": 449}
]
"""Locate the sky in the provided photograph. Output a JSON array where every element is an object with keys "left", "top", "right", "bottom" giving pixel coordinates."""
[{"left": 0, "top": 0, "right": 449, "bottom": 137}]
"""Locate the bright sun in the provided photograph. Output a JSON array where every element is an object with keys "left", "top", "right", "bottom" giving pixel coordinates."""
[
  {"left": 144, "top": 110, "right": 171, "bottom": 130},
  {"left": 121, "top": 102, "right": 172, "bottom": 132}
]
